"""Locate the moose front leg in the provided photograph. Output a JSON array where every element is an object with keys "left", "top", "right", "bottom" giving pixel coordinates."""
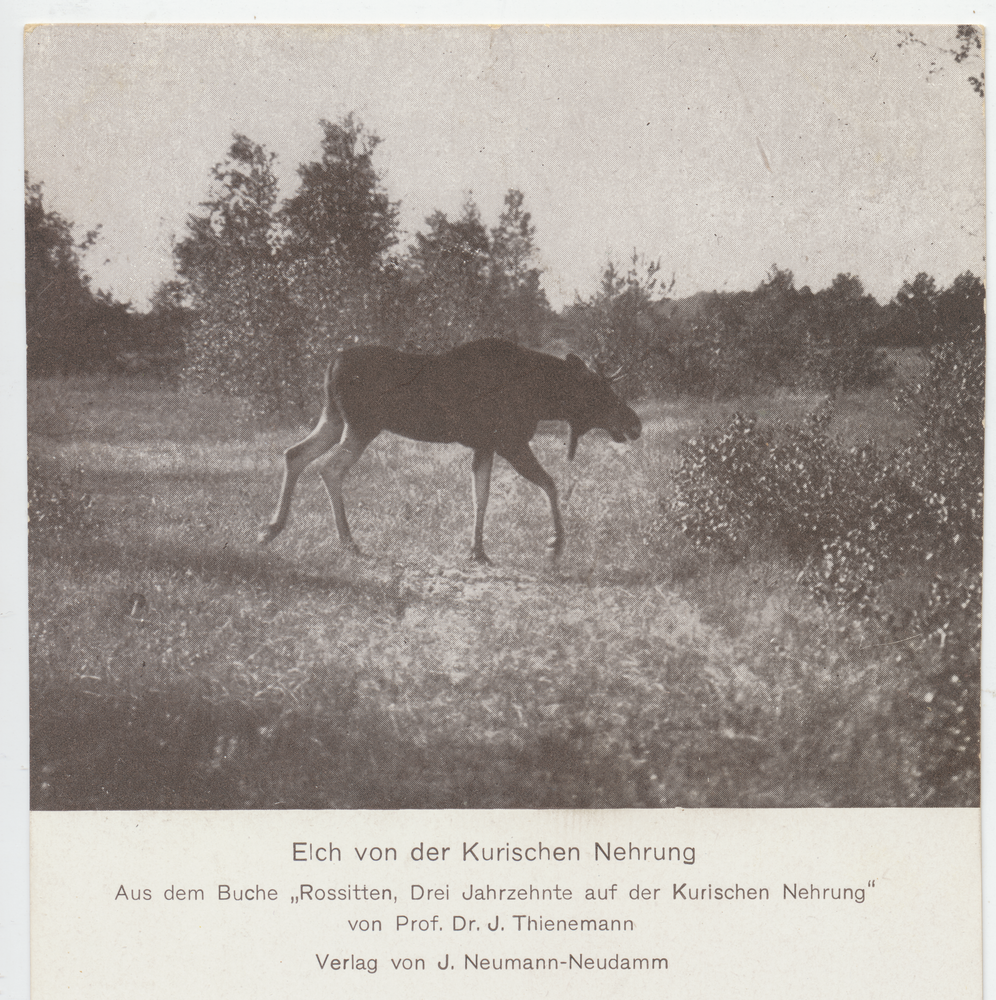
[
  {"left": 469, "top": 448, "right": 495, "bottom": 563},
  {"left": 498, "top": 443, "right": 565, "bottom": 558}
]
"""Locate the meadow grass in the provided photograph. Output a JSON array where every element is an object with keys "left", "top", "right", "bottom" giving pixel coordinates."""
[{"left": 29, "top": 375, "right": 975, "bottom": 808}]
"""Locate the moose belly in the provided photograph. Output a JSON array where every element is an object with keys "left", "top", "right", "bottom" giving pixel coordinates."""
[
  {"left": 378, "top": 394, "right": 522, "bottom": 448},
  {"left": 381, "top": 411, "right": 463, "bottom": 446}
]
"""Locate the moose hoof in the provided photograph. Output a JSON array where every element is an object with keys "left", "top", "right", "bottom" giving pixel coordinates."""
[
  {"left": 469, "top": 548, "right": 493, "bottom": 565},
  {"left": 258, "top": 524, "right": 280, "bottom": 545},
  {"left": 546, "top": 536, "right": 564, "bottom": 559}
]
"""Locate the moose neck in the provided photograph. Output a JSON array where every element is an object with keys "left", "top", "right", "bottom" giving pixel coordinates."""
[{"left": 540, "top": 356, "right": 588, "bottom": 422}]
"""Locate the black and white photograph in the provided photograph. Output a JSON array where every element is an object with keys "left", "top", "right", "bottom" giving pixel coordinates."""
[
  {"left": 25, "top": 24, "right": 983, "bottom": 813},
  {"left": 16, "top": 21, "right": 988, "bottom": 999}
]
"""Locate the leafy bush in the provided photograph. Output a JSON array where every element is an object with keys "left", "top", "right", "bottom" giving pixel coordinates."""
[
  {"left": 672, "top": 342, "right": 981, "bottom": 617},
  {"left": 816, "top": 342, "right": 982, "bottom": 651},
  {"left": 669, "top": 341, "right": 983, "bottom": 795},
  {"left": 670, "top": 406, "right": 920, "bottom": 564}
]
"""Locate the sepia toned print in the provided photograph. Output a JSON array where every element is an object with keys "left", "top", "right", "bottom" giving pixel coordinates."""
[{"left": 26, "top": 25, "right": 983, "bottom": 809}]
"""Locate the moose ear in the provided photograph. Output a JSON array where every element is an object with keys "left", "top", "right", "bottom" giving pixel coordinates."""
[{"left": 565, "top": 354, "right": 588, "bottom": 372}]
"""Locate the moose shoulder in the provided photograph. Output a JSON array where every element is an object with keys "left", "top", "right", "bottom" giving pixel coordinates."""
[{"left": 259, "top": 338, "right": 642, "bottom": 562}]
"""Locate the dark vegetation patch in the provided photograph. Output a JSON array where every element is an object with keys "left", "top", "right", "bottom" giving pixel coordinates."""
[{"left": 33, "top": 639, "right": 961, "bottom": 809}]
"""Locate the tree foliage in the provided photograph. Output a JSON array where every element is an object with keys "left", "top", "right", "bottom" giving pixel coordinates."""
[
  {"left": 405, "top": 198, "right": 493, "bottom": 350},
  {"left": 171, "top": 121, "right": 549, "bottom": 409},
  {"left": 120, "top": 280, "right": 191, "bottom": 377},
  {"left": 953, "top": 25, "right": 985, "bottom": 97},
  {"left": 898, "top": 25, "right": 984, "bottom": 97},
  {"left": 174, "top": 118, "right": 406, "bottom": 410},
  {"left": 25, "top": 174, "right": 145, "bottom": 376},
  {"left": 803, "top": 273, "right": 883, "bottom": 391},
  {"left": 935, "top": 271, "right": 985, "bottom": 343},
  {"left": 34, "top": 102, "right": 978, "bottom": 415},
  {"left": 639, "top": 265, "right": 810, "bottom": 399},
  {"left": 567, "top": 252, "right": 671, "bottom": 396},
  {"left": 404, "top": 190, "right": 549, "bottom": 351},
  {"left": 26, "top": 175, "right": 100, "bottom": 375},
  {"left": 583, "top": 259, "right": 976, "bottom": 400},
  {"left": 280, "top": 115, "right": 399, "bottom": 273},
  {"left": 174, "top": 135, "right": 302, "bottom": 410},
  {"left": 488, "top": 189, "right": 550, "bottom": 346},
  {"left": 885, "top": 272, "right": 941, "bottom": 347},
  {"left": 736, "top": 265, "right": 807, "bottom": 389},
  {"left": 279, "top": 115, "right": 402, "bottom": 364}
]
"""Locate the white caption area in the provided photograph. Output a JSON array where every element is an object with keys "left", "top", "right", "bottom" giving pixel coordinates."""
[{"left": 32, "top": 809, "right": 980, "bottom": 998}]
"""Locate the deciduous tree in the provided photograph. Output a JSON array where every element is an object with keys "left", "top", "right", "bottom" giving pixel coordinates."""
[
  {"left": 488, "top": 189, "right": 550, "bottom": 346},
  {"left": 279, "top": 115, "right": 400, "bottom": 362},
  {"left": 886, "top": 272, "right": 940, "bottom": 348},
  {"left": 805, "top": 273, "right": 885, "bottom": 391},
  {"left": 174, "top": 135, "right": 301, "bottom": 410},
  {"left": 404, "top": 197, "right": 492, "bottom": 350},
  {"left": 25, "top": 175, "right": 101, "bottom": 375},
  {"left": 573, "top": 251, "right": 672, "bottom": 394}
]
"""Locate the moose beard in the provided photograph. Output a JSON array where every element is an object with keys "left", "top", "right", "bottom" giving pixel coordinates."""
[{"left": 567, "top": 423, "right": 585, "bottom": 461}]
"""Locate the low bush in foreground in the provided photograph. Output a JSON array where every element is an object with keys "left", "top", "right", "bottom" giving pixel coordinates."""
[{"left": 668, "top": 342, "right": 982, "bottom": 801}]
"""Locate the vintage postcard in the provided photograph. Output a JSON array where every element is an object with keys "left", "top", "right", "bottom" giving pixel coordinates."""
[{"left": 23, "top": 23, "right": 983, "bottom": 997}]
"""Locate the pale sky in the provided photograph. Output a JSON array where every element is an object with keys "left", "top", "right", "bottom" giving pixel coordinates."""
[{"left": 23, "top": 24, "right": 985, "bottom": 310}]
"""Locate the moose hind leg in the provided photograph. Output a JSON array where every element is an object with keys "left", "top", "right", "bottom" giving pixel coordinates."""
[
  {"left": 469, "top": 448, "right": 495, "bottom": 563},
  {"left": 499, "top": 443, "right": 565, "bottom": 557},
  {"left": 316, "top": 425, "right": 374, "bottom": 551},
  {"left": 259, "top": 408, "right": 343, "bottom": 544}
]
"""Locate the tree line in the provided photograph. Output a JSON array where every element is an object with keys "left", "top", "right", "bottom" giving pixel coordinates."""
[
  {"left": 173, "top": 117, "right": 550, "bottom": 411},
  {"left": 26, "top": 175, "right": 188, "bottom": 378},
  {"left": 566, "top": 259, "right": 983, "bottom": 398},
  {"left": 26, "top": 114, "right": 983, "bottom": 406}
]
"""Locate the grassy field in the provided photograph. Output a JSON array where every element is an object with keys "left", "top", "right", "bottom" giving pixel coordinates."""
[{"left": 28, "top": 374, "right": 975, "bottom": 808}]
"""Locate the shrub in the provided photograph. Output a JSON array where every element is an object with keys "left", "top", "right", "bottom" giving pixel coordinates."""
[
  {"left": 670, "top": 339, "right": 983, "bottom": 662},
  {"left": 817, "top": 342, "right": 982, "bottom": 650},
  {"left": 671, "top": 343, "right": 985, "bottom": 620},
  {"left": 667, "top": 342, "right": 982, "bottom": 802},
  {"left": 670, "top": 406, "right": 919, "bottom": 563}
]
